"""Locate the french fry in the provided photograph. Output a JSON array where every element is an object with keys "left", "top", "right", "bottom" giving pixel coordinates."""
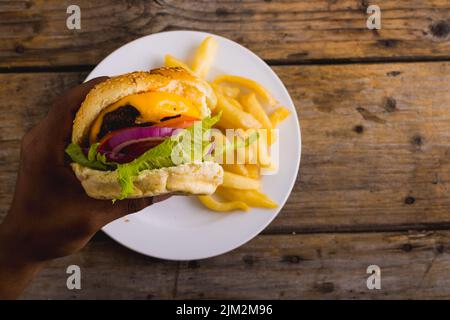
[
  {"left": 214, "top": 75, "right": 277, "bottom": 106},
  {"left": 222, "top": 171, "right": 261, "bottom": 190},
  {"left": 216, "top": 91, "right": 262, "bottom": 129},
  {"left": 240, "top": 143, "right": 257, "bottom": 164},
  {"left": 164, "top": 54, "right": 193, "bottom": 72},
  {"left": 211, "top": 83, "right": 222, "bottom": 97},
  {"left": 210, "top": 84, "right": 223, "bottom": 113},
  {"left": 164, "top": 36, "right": 288, "bottom": 213},
  {"left": 256, "top": 129, "right": 272, "bottom": 167},
  {"left": 220, "top": 85, "right": 240, "bottom": 98},
  {"left": 222, "top": 128, "right": 258, "bottom": 164},
  {"left": 268, "top": 127, "right": 278, "bottom": 146},
  {"left": 245, "top": 164, "right": 260, "bottom": 179},
  {"left": 239, "top": 129, "right": 259, "bottom": 164},
  {"left": 213, "top": 84, "right": 242, "bottom": 110},
  {"left": 192, "top": 36, "right": 218, "bottom": 78},
  {"left": 211, "top": 83, "right": 240, "bottom": 99},
  {"left": 228, "top": 97, "right": 244, "bottom": 110},
  {"left": 221, "top": 164, "right": 249, "bottom": 176},
  {"left": 215, "top": 116, "right": 237, "bottom": 129},
  {"left": 198, "top": 195, "right": 249, "bottom": 212},
  {"left": 210, "top": 129, "right": 249, "bottom": 165},
  {"left": 216, "top": 187, "right": 278, "bottom": 208},
  {"left": 208, "top": 89, "right": 218, "bottom": 111},
  {"left": 269, "top": 107, "right": 290, "bottom": 127},
  {"left": 240, "top": 93, "right": 272, "bottom": 129}
]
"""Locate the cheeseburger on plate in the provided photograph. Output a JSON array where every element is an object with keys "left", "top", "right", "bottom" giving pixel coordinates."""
[{"left": 66, "top": 67, "right": 224, "bottom": 200}]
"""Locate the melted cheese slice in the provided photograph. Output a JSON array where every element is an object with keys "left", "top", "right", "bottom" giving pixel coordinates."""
[{"left": 89, "top": 91, "right": 201, "bottom": 143}]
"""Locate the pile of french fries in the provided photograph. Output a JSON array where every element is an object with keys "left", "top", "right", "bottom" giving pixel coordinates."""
[{"left": 165, "top": 36, "right": 291, "bottom": 212}]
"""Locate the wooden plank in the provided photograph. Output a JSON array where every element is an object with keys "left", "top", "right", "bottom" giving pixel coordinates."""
[
  {"left": 1, "top": 0, "right": 450, "bottom": 67},
  {"left": 272, "top": 61, "right": 450, "bottom": 232},
  {"left": 0, "top": 62, "right": 450, "bottom": 232},
  {"left": 175, "top": 231, "right": 450, "bottom": 299},
  {"left": 21, "top": 230, "right": 450, "bottom": 299},
  {"left": 21, "top": 233, "right": 178, "bottom": 299},
  {"left": 0, "top": 72, "right": 86, "bottom": 222}
]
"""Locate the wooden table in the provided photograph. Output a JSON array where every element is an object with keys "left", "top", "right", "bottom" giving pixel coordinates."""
[{"left": 1, "top": 0, "right": 450, "bottom": 299}]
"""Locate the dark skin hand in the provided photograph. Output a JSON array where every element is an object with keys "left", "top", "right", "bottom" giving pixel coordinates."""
[{"left": 0, "top": 78, "right": 168, "bottom": 299}]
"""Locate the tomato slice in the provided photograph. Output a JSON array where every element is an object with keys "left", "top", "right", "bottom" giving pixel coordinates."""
[{"left": 157, "top": 115, "right": 199, "bottom": 129}]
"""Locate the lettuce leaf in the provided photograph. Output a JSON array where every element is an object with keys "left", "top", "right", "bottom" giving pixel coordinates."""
[
  {"left": 116, "top": 113, "right": 221, "bottom": 199},
  {"left": 65, "top": 143, "right": 116, "bottom": 171}
]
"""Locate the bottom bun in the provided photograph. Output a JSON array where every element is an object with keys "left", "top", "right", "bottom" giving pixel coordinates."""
[{"left": 71, "top": 162, "right": 224, "bottom": 200}]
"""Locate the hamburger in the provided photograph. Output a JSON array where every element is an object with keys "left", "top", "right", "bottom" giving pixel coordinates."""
[{"left": 66, "top": 67, "right": 224, "bottom": 200}]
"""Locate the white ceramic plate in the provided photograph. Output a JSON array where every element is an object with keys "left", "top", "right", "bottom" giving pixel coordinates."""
[{"left": 86, "top": 31, "right": 301, "bottom": 260}]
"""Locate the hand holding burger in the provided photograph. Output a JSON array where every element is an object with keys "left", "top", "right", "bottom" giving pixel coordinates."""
[
  {"left": 0, "top": 77, "right": 168, "bottom": 299},
  {"left": 0, "top": 67, "right": 225, "bottom": 299}
]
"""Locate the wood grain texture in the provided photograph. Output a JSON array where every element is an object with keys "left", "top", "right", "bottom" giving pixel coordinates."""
[
  {"left": 274, "top": 61, "right": 450, "bottom": 232},
  {"left": 1, "top": 0, "right": 450, "bottom": 300},
  {"left": 1, "top": 62, "right": 450, "bottom": 233},
  {"left": 21, "top": 233, "right": 178, "bottom": 299},
  {"left": 0, "top": 72, "right": 86, "bottom": 221},
  {"left": 1, "top": 0, "right": 450, "bottom": 67},
  {"left": 21, "top": 230, "right": 450, "bottom": 299}
]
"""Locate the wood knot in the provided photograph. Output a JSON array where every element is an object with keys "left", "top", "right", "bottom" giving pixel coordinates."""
[
  {"left": 353, "top": 125, "right": 364, "bottom": 134},
  {"left": 383, "top": 97, "right": 397, "bottom": 112},
  {"left": 283, "top": 255, "right": 302, "bottom": 264},
  {"left": 215, "top": 7, "right": 228, "bottom": 16},
  {"left": 242, "top": 255, "right": 255, "bottom": 266},
  {"left": 404, "top": 196, "right": 415, "bottom": 205},
  {"left": 436, "top": 244, "right": 445, "bottom": 254},
  {"left": 402, "top": 243, "right": 413, "bottom": 252},
  {"left": 411, "top": 135, "right": 423, "bottom": 146},
  {"left": 386, "top": 71, "right": 401, "bottom": 77},
  {"left": 377, "top": 39, "right": 398, "bottom": 48},
  {"left": 359, "top": 0, "right": 369, "bottom": 13},
  {"left": 430, "top": 20, "right": 450, "bottom": 38},
  {"left": 15, "top": 45, "right": 25, "bottom": 54}
]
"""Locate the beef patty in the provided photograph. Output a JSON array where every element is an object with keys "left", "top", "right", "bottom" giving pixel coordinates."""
[
  {"left": 96, "top": 105, "right": 181, "bottom": 141},
  {"left": 98, "top": 105, "right": 143, "bottom": 140}
]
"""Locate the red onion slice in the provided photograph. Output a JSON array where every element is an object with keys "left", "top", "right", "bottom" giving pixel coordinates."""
[
  {"left": 101, "top": 150, "right": 136, "bottom": 164},
  {"left": 82, "top": 148, "right": 135, "bottom": 164},
  {"left": 111, "top": 136, "right": 165, "bottom": 155},
  {"left": 99, "top": 126, "right": 176, "bottom": 152},
  {"left": 119, "top": 139, "right": 165, "bottom": 157},
  {"left": 206, "top": 141, "right": 215, "bottom": 155}
]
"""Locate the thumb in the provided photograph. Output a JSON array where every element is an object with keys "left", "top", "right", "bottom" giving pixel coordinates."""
[
  {"left": 106, "top": 194, "right": 172, "bottom": 221},
  {"left": 127, "top": 194, "right": 172, "bottom": 214}
]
